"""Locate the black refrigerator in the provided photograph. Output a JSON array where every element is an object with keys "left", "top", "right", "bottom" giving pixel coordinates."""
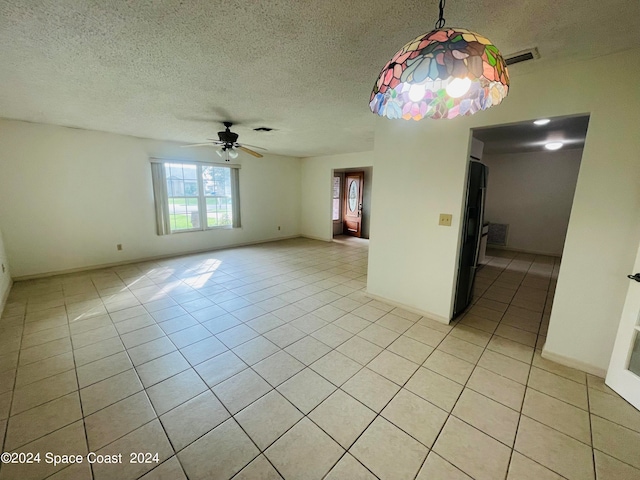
[{"left": 453, "top": 159, "right": 488, "bottom": 318}]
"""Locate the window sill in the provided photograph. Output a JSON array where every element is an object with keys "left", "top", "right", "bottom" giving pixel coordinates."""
[{"left": 169, "top": 226, "right": 238, "bottom": 234}]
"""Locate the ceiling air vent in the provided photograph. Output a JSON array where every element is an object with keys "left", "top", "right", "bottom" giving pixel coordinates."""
[
  {"left": 253, "top": 127, "right": 274, "bottom": 132},
  {"left": 504, "top": 47, "right": 540, "bottom": 66}
]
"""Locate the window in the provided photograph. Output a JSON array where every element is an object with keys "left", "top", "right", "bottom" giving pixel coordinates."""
[
  {"left": 202, "top": 165, "right": 233, "bottom": 229},
  {"left": 151, "top": 160, "right": 240, "bottom": 235},
  {"left": 166, "top": 163, "right": 200, "bottom": 231},
  {"left": 332, "top": 175, "right": 341, "bottom": 221}
]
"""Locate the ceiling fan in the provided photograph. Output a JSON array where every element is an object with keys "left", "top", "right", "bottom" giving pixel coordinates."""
[{"left": 182, "top": 121, "right": 265, "bottom": 160}]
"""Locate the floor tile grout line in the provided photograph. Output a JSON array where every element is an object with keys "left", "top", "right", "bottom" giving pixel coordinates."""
[
  {"left": 12, "top": 280, "right": 342, "bottom": 354},
  {"left": 415, "top": 257, "right": 521, "bottom": 480},
  {"left": 1, "top": 402, "right": 89, "bottom": 456},
  {"left": 77, "top": 283, "right": 182, "bottom": 474},
  {"left": 483, "top": 251, "right": 587, "bottom": 479},
  {"left": 64, "top": 248, "right": 356, "bottom": 477},
  {"left": 63, "top": 297, "right": 96, "bottom": 480},
  {"left": 115, "top": 261, "right": 368, "bottom": 357},
  {"left": 5, "top": 242, "right": 636, "bottom": 479},
  {"left": 165, "top": 306, "right": 388, "bottom": 477},
  {"left": 195, "top": 324, "right": 358, "bottom": 479},
  {"left": 586, "top": 372, "right": 597, "bottom": 478},
  {"left": 462, "top": 251, "right": 553, "bottom": 479},
  {"left": 591, "top": 445, "right": 640, "bottom": 473},
  {"left": 0, "top": 296, "right": 27, "bottom": 475},
  {"left": 269, "top": 359, "right": 384, "bottom": 478},
  {"left": 588, "top": 408, "right": 640, "bottom": 435},
  {"left": 403, "top": 311, "right": 496, "bottom": 479},
  {"left": 329, "top": 302, "right": 475, "bottom": 480},
  {"left": 152, "top": 316, "right": 284, "bottom": 478},
  {"left": 6, "top": 248, "right": 536, "bottom": 476}
]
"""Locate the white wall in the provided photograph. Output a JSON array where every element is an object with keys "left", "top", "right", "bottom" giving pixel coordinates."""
[
  {"left": 0, "top": 119, "right": 301, "bottom": 278},
  {"left": 0, "top": 224, "right": 11, "bottom": 314},
  {"left": 300, "top": 151, "right": 374, "bottom": 241},
  {"left": 366, "top": 47, "right": 640, "bottom": 373},
  {"left": 482, "top": 148, "right": 582, "bottom": 256}
]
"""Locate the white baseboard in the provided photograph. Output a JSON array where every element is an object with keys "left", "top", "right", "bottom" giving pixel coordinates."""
[
  {"left": 488, "top": 245, "right": 562, "bottom": 258},
  {"left": 13, "top": 235, "right": 303, "bottom": 281},
  {"left": 541, "top": 348, "right": 607, "bottom": 377},
  {"left": 365, "top": 291, "right": 450, "bottom": 325},
  {"left": 300, "top": 234, "right": 332, "bottom": 242}
]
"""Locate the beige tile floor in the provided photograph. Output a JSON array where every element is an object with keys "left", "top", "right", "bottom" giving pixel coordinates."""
[{"left": 0, "top": 237, "right": 639, "bottom": 479}]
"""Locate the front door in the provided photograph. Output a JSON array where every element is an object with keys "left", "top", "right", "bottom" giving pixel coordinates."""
[
  {"left": 344, "top": 172, "right": 364, "bottom": 237},
  {"left": 606, "top": 242, "right": 640, "bottom": 410}
]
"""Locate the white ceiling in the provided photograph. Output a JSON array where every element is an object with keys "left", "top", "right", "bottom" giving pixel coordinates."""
[
  {"left": 0, "top": 0, "right": 638, "bottom": 157},
  {"left": 473, "top": 115, "right": 590, "bottom": 154}
]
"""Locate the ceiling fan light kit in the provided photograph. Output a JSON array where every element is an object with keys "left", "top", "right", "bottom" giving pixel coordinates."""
[
  {"left": 370, "top": 0, "right": 510, "bottom": 120},
  {"left": 216, "top": 147, "right": 239, "bottom": 161}
]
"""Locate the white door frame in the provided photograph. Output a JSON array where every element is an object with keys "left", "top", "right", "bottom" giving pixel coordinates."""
[{"left": 606, "top": 242, "right": 640, "bottom": 410}]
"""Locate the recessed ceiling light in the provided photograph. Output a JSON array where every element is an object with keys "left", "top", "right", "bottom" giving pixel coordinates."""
[
  {"left": 545, "top": 142, "right": 564, "bottom": 150},
  {"left": 534, "top": 118, "right": 550, "bottom": 125}
]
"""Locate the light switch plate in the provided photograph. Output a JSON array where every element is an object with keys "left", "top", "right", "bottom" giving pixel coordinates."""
[{"left": 439, "top": 214, "right": 453, "bottom": 226}]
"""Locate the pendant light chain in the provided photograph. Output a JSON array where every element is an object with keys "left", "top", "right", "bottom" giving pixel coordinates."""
[{"left": 434, "top": 0, "right": 446, "bottom": 29}]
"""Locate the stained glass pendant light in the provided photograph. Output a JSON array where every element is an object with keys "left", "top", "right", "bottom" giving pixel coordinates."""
[{"left": 370, "top": 0, "right": 510, "bottom": 120}]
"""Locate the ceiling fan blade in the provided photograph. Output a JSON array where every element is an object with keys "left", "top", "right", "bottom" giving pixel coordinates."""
[
  {"left": 235, "top": 142, "right": 267, "bottom": 151},
  {"left": 181, "top": 143, "right": 217, "bottom": 148},
  {"left": 238, "top": 146, "right": 263, "bottom": 158}
]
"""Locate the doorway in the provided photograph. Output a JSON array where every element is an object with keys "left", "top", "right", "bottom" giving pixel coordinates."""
[
  {"left": 344, "top": 172, "right": 364, "bottom": 237},
  {"left": 468, "top": 114, "right": 590, "bottom": 349},
  {"left": 472, "top": 114, "right": 590, "bottom": 260},
  {"left": 332, "top": 167, "right": 372, "bottom": 239}
]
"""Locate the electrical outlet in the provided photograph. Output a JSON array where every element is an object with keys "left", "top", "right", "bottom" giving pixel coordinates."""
[
  {"left": 116, "top": 244, "right": 123, "bottom": 251},
  {"left": 439, "top": 214, "right": 453, "bottom": 226}
]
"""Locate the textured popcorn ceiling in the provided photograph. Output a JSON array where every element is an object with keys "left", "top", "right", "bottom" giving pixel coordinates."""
[{"left": 0, "top": 0, "right": 638, "bottom": 157}]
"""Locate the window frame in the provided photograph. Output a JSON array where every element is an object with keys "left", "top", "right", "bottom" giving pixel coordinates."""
[
  {"left": 332, "top": 174, "right": 342, "bottom": 222},
  {"left": 151, "top": 158, "right": 241, "bottom": 235}
]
